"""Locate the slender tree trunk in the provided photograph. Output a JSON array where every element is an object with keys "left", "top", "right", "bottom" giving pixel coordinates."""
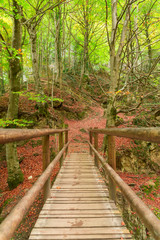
[
  {"left": 6, "top": 0, "right": 24, "bottom": 190},
  {"left": 62, "top": 3, "right": 66, "bottom": 71},
  {"left": 47, "top": 13, "right": 51, "bottom": 92},
  {"left": 106, "top": 0, "right": 118, "bottom": 127},
  {"left": 144, "top": 16, "right": 152, "bottom": 70},
  {"left": 134, "top": 6, "right": 142, "bottom": 73},
  {"left": 80, "top": 0, "right": 89, "bottom": 87},
  {"left": 0, "top": 44, "right": 5, "bottom": 95},
  {"left": 106, "top": 0, "right": 130, "bottom": 127},
  {"left": 68, "top": 21, "right": 72, "bottom": 71},
  {"left": 28, "top": 26, "right": 41, "bottom": 92},
  {"left": 54, "top": 5, "right": 63, "bottom": 89}
]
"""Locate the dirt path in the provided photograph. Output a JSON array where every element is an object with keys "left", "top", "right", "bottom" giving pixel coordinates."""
[{"left": 65, "top": 106, "right": 105, "bottom": 141}]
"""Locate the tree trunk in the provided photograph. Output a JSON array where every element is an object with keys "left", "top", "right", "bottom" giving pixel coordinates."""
[
  {"left": 28, "top": 26, "right": 41, "bottom": 92},
  {"left": 0, "top": 44, "right": 5, "bottom": 95},
  {"left": 68, "top": 21, "right": 72, "bottom": 72},
  {"left": 106, "top": 0, "right": 130, "bottom": 127},
  {"left": 144, "top": 16, "right": 152, "bottom": 70},
  {"left": 80, "top": 0, "right": 89, "bottom": 87},
  {"left": 106, "top": 0, "right": 118, "bottom": 127},
  {"left": 6, "top": 0, "right": 24, "bottom": 190},
  {"left": 47, "top": 13, "right": 51, "bottom": 92},
  {"left": 54, "top": 5, "right": 63, "bottom": 89}
]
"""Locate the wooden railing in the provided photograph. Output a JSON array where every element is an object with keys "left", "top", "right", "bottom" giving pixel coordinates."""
[
  {"left": 0, "top": 128, "right": 69, "bottom": 240},
  {"left": 88, "top": 127, "right": 160, "bottom": 240}
]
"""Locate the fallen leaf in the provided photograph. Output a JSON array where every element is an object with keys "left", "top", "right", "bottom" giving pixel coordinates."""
[{"left": 121, "top": 221, "right": 125, "bottom": 226}]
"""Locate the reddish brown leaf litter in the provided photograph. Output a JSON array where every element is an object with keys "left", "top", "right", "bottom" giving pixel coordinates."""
[{"left": 118, "top": 171, "right": 160, "bottom": 210}]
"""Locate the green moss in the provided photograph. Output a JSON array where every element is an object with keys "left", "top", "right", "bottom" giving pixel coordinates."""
[
  {"left": 50, "top": 147, "right": 56, "bottom": 160},
  {"left": 132, "top": 116, "right": 148, "bottom": 127},
  {"left": 110, "top": 107, "right": 117, "bottom": 120},
  {"left": 80, "top": 128, "right": 87, "bottom": 133},
  {"left": 7, "top": 170, "right": 24, "bottom": 190},
  {"left": 115, "top": 116, "right": 124, "bottom": 126},
  {"left": 77, "top": 111, "right": 86, "bottom": 119}
]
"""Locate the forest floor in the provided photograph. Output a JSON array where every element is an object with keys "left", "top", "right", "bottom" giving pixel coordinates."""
[{"left": 0, "top": 104, "right": 160, "bottom": 239}]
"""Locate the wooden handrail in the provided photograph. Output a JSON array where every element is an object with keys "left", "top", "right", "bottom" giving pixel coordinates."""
[
  {"left": 0, "top": 128, "right": 70, "bottom": 240},
  {"left": 0, "top": 141, "right": 70, "bottom": 240},
  {"left": 89, "top": 127, "right": 160, "bottom": 143},
  {"left": 0, "top": 128, "right": 69, "bottom": 144},
  {"left": 88, "top": 141, "right": 160, "bottom": 240}
]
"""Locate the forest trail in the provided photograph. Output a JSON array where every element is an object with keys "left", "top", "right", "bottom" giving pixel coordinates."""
[
  {"left": 65, "top": 106, "right": 105, "bottom": 142},
  {"left": 64, "top": 106, "right": 133, "bottom": 150}
]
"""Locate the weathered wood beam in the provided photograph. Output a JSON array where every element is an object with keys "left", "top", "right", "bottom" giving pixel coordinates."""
[
  {"left": 90, "top": 127, "right": 160, "bottom": 143},
  {"left": 0, "top": 129, "right": 69, "bottom": 144}
]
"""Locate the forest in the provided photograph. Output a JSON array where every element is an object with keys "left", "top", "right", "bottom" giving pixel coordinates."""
[{"left": 0, "top": 0, "right": 160, "bottom": 239}]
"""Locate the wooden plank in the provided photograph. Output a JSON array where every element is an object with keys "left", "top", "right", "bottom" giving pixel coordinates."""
[
  {"left": 31, "top": 227, "right": 130, "bottom": 234},
  {"left": 50, "top": 189, "right": 109, "bottom": 192},
  {"left": 34, "top": 217, "right": 123, "bottom": 228},
  {"left": 29, "top": 234, "right": 132, "bottom": 240},
  {"left": 40, "top": 209, "right": 121, "bottom": 216},
  {"left": 54, "top": 178, "right": 105, "bottom": 182},
  {"left": 50, "top": 192, "right": 109, "bottom": 197},
  {"left": 59, "top": 169, "right": 97, "bottom": 172},
  {"left": 52, "top": 185, "right": 107, "bottom": 190},
  {"left": 29, "top": 227, "right": 131, "bottom": 239},
  {"left": 42, "top": 203, "right": 117, "bottom": 210},
  {"left": 58, "top": 174, "right": 101, "bottom": 178},
  {"left": 39, "top": 212, "right": 121, "bottom": 218}
]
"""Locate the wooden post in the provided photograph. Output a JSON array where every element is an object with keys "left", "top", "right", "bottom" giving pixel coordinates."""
[
  {"left": 42, "top": 135, "right": 51, "bottom": 202},
  {"left": 65, "top": 130, "right": 68, "bottom": 155},
  {"left": 89, "top": 128, "right": 92, "bottom": 155},
  {"left": 94, "top": 128, "right": 98, "bottom": 167},
  {"left": 59, "top": 132, "right": 63, "bottom": 166},
  {"left": 108, "top": 135, "right": 116, "bottom": 202}
]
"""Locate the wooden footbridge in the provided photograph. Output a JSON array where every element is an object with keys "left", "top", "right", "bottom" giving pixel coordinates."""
[{"left": 0, "top": 128, "right": 160, "bottom": 240}]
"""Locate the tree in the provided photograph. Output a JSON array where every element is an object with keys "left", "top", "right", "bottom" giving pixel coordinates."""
[
  {"left": 0, "top": 43, "right": 5, "bottom": 95},
  {"left": 104, "top": 0, "right": 132, "bottom": 126},
  {"left": 54, "top": 4, "right": 63, "bottom": 89},
  {"left": 5, "top": 0, "right": 24, "bottom": 189}
]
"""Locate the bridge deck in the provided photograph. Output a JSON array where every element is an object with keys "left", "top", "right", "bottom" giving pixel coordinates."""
[{"left": 29, "top": 151, "right": 132, "bottom": 239}]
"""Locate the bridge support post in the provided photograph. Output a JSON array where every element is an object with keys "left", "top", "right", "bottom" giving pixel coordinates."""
[
  {"left": 42, "top": 135, "right": 51, "bottom": 202},
  {"left": 94, "top": 128, "right": 98, "bottom": 167},
  {"left": 89, "top": 128, "right": 93, "bottom": 155},
  {"left": 59, "top": 132, "right": 63, "bottom": 166},
  {"left": 108, "top": 135, "right": 116, "bottom": 202},
  {"left": 65, "top": 130, "right": 68, "bottom": 155}
]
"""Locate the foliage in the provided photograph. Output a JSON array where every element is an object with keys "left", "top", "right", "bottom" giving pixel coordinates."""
[
  {"left": 132, "top": 116, "right": 148, "bottom": 127},
  {"left": 16, "top": 91, "right": 64, "bottom": 104},
  {"left": 0, "top": 119, "right": 33, "bottom": 128},
  {"left": 131, "top": 140, "right": 150, "bottom": 162},
  {"left": 140, "top": 177, "right": 160, "bottom": 197}
]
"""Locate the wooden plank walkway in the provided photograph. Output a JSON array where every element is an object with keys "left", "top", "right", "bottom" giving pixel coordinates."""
[{"left": 29, "top": 152, "right": 132, "bottom": 240}]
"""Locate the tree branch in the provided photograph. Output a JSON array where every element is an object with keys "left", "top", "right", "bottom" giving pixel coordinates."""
[{"left": 0, "top": 33, "right": 11, "bottom": 56}]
